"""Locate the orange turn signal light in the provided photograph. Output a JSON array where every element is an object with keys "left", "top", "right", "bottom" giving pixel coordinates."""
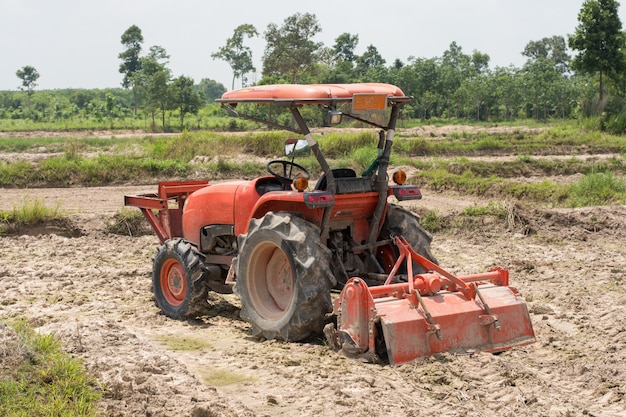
[
  {"left": 293, "top": 176, "right": 309, "bottom": 191},
  {"left": 392, "top": 170, "right": 407, "bottom": 185}
]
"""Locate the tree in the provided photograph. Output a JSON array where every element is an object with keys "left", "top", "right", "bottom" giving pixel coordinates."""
[
  {"left": 568, "top": 0, "right": 625, "bottom": 102},
  {"left": 262, "top": 13, "right": 322, "bottom": 83},
  {"left": 470, "top": 51, "right": 490, "bottom": 76},
  {"left": 316, "top": 33, "right": 359, "bottom": 84},
  {"left": 491, "top": 66, "right": 523, "bottom": 120},
  {"left": 398, "top": 57, "right": 441, "bottom": 119},
  {"left": 147, "top": 68, "right": 171, "bottom": 129},
  {"left": 355, "top": 44, "right": 386, "bottom": 77},
  {"left": 105, "top": 93, "right": 116, "bottom": 128},
  {"left": 170, "top": 75, "right": 202, "bottom": 128},
  {"left": 196, "top": 78, "right": 227, "bottom": 103},
  {"left": 16, "top": 65, "right": 40, "bottom": 112},
  {"left": 132, "top": 46, "right": 172, "bottom": 129},
  {"left": 118, "top": 25, "right": 144, "bottom": 113},
  {"left": 522, "top": 58, "right": 564, "bottom": 119},
  {"left": 212, "top": 24, "right": 258, "bottom": 90},
  {"left": 332, "top": 32, "right": 359, "bottom": 63},
  {"left": 522, "top": 36, "right": 571, "bottom": 73}
]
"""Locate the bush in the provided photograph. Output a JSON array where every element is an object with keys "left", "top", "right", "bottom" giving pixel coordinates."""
[
  {"left": 0, "top": 320, "right": 101, "bottom": 416},
  {"left": 568, "top": 172, "right": 626, "bottom": 207},
  {"left": 0, "top": 196, "right": 62, "bottom": 233}
]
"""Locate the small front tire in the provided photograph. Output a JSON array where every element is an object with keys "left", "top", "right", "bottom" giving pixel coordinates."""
[{"left": 152, "top": 238, "right": 209, "bottom": 319}]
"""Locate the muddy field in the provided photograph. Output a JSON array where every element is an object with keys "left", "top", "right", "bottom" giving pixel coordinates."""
[{"left": 1, "top": 139, "right": 626, "bottom": 416}]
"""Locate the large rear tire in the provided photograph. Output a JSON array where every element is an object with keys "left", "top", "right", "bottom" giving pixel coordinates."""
[
  {"left": 152, "top": 238, "right": 209, "bottom": 319},
  {"left": 379, "top": 204, "right": 438, "bottom": 274},
  {"left": 234, "top": 212, "right": 334, "bottom": 342}
]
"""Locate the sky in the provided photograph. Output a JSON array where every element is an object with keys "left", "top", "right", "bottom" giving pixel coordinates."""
[{"left": 1, "top": 0, "right": 624, "bottom": 91}]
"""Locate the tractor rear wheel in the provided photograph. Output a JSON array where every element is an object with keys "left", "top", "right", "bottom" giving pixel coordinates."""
[
  {"left": 380, "top": 204, "right": 438, "bottom": 274},
  {"left": 152, "top": 238, "right": 209, "bottom": 319},
  {"left": 234, "top": 212, "right": 334, "bottom": 342}
]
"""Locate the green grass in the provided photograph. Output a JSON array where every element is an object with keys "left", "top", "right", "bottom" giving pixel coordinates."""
[
  {"left": 0, "top": 135, "right": 142, "bottom": 153},
  {"left": 461, "top": 201, "right": 509, "bottom": 217},
  {"left": 568, "top": 172, "right": 626, "bottom": 207},
  {"left": 0, "top": 126, "right": 625, "bottom": 208},
  {"left": 0, "top": 196, "right": 63, "bottom": 234},
  {"left": 0, "top": 320, "right": 101, "bottom": 417},
  {"left": 418, "top": 210, "right": 445, "bottom": 233}
]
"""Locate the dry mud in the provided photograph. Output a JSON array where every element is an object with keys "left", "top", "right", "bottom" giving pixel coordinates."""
[{"left": 1, "top": 183, "right": 625, "bottom": 417}]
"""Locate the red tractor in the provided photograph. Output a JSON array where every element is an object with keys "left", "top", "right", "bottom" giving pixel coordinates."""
[{"left": 126, "top": 83, "right": 534, "bottom": 365}]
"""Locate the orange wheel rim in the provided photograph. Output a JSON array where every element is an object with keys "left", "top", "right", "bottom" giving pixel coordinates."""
[
  {"left": 161, "top": 258, "right": 186, "bottom": 306},
  {"left": 247, "top": 242, "right": 294, "bottom": 320}
]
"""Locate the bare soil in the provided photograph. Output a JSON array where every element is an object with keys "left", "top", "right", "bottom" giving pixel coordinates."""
[{"left": 1, "top": 129, "right": 626, "bottom": 416}]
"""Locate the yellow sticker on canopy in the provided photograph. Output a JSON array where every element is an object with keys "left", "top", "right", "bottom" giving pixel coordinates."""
[{"left": 352, "top": 94, "right": 387, "bottom": 113}]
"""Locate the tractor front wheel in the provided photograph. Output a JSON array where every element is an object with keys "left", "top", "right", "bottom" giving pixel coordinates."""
[
  {"left": 152, "top": 238, "right": 209, "bottom": 319},
  {"left": 235, "top": 212, "right": 334, "bottom": 342}
]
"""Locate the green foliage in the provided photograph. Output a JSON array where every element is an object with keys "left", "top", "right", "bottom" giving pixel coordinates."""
[
  {"left": 461, "top": 201, "right": 509, "bottom": 218},
  {"left": 0, "top": 154, "right": 190, "bottom": 187},
  {"left": 3, "top": 10, "right": 626, "bottom": 129},
  {"left": 317, "top": 131, "right": 377, "bottom": 158},
  {"left": 262, "top": 13, "right": 323, "bottom": 83},
  {"left": 0, "top": 127, "right": 624, "bottom": 211},
  {"left": 604, "top": 109, "right": 626, "bottom": 135},
  {"left": 0, "top": 196, "right": 62, "bottom": 234},
  {"left": 211, "top": 24, "right": 258, "bottom": 90},
  {"left": 0, "top": 320, "right": 101, "bottom": 417},
  {"left": 351, "top": 147, "right": 380, "bottom": 172},
  {"left": 567, "top": 171, "right": 626, "bottom": 206},
  {"left": 568, "top": 0, "right": 624, "bottom": 100},
  {"left": 418, "top": 210, "right": 444, "bottom": 233},
  {"left": 15, "top": 66, "right": 40, "bottom": 113},
  {"left": 0, "top": 160, "right": 34, "bottom": 185},
  {"left": 147, "top": 130, "right": 289, "bottom": 161},
  {"left": 170, "top": 76, "right": 202, "bottom": 128},
  {"left": 118, "top": 25, "right": 144, "bottom": 89},
  {"left": 412, "top": 167, "right": 570, "bottom": 205}
]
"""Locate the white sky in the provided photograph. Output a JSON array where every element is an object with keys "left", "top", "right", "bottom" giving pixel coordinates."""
[{"left": 1, "top": 0, "right": 623, "bottom": 91}]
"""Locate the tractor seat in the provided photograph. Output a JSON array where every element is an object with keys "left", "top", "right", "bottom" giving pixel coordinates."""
[{"left": 314, "top": 168, "right": 357, "bottom": 191}]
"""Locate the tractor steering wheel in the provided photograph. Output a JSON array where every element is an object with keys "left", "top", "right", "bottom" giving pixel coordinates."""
[{"left": 266, "top": 160, "right": 311, "bottom": 187}]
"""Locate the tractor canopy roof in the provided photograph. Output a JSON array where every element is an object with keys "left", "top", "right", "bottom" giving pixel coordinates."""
[{"left": 216, "top": 83, "right": 411, "bottom": 107}]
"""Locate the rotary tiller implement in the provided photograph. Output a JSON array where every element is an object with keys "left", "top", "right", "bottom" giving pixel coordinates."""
[{"left": 333, "top": 236, "right": 536, "bottom": 365}]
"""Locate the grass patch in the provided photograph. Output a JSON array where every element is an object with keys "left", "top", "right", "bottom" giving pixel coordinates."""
[
  {"left": 413, "top": 201, "right": 530, "bottom": 234},
  {"left": 155, "top": 335, "right": 213, "bottom": 351},
  {"left": 0, "top": 320, "right": 101, "bottom": 417},
  {"left": 461, "top": 201, "right": 509, "bottom": 218},
  {"left": 418, "top": 210, "right": 445, "bottom": 234},
  {"left": 198, "top": 368, "right": 255, "bottom": 387},
  {"left": 0, "top": 196, "right": 63, "bottom": 234},
  {"left": 567, "top": 172, "right": 626, "bottom": 207}
]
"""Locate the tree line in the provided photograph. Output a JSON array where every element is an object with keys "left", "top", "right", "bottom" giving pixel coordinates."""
[{"left": 3, "top": 0, "right": 626, "bottom": 133}]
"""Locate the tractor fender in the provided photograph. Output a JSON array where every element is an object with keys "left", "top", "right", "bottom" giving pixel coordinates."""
[
  {"left": 182, "top": 178, "right": 325, "bottom": 247},
  {"left": 234, "top": 191, "right": 324, "bottom": 236}
]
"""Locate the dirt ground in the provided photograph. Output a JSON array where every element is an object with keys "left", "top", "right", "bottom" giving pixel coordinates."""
[{"left": 1, "top": 135, "right": 626, "bottom": 416}]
